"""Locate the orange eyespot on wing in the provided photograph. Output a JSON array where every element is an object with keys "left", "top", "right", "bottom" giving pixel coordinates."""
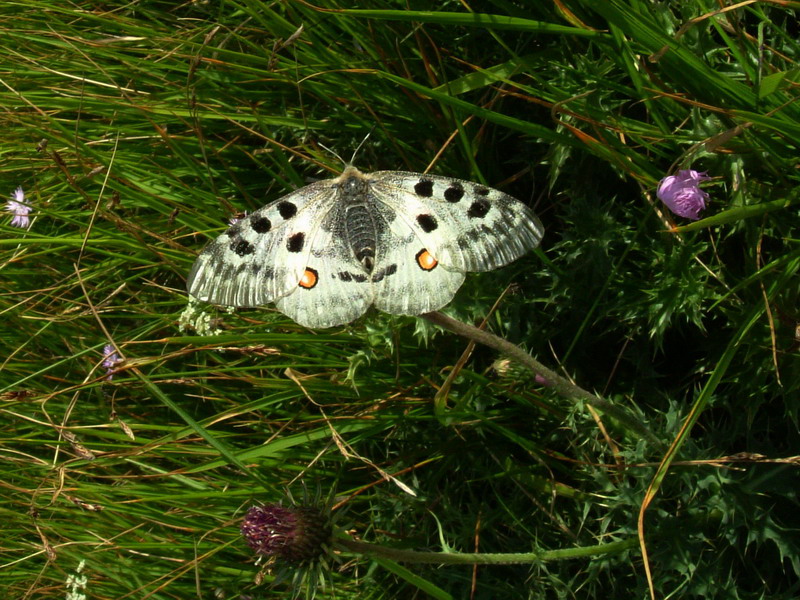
[
  {"left": 299, "top": 267, "right": 318, "bottom": 289},
  {"left": 415, "top": 249, "right": 438, "bottom": 271}
]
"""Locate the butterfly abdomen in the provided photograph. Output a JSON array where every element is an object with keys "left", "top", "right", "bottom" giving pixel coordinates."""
[{"left": 343, "top": 204, "right": 377, "bottom": 272}]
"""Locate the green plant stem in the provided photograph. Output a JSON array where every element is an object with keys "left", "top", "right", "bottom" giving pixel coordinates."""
[
  {"left": 422, "top": 311, "right": 663, "bottom": 449},
  {"left": 337, "top": 537, "right": 638, "bottom": 565}
]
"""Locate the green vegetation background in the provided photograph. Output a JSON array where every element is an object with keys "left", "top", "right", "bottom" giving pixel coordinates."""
[{"left": 1, "top": 1, "right": 798, "bottom": 598}]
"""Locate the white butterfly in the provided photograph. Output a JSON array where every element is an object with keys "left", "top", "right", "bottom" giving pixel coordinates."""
[{"left": 187, "top": 166, "right": 544, "bottom": 328}]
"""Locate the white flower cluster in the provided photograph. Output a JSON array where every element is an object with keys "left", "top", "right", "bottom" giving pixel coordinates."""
[
  {"left": 178, "top": 298, "right": 224, "bottom": 336},
  {"left": 65, "top": 560, "right": 87, "bottom": 600}
]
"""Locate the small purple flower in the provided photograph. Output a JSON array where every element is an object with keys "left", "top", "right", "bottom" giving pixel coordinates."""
[
  {"left": 229, "top": 211, "right": 248, "bottom": 227},
  {"left": 656, "top": 169, "right": 711, "bottom": 220},
  {"left": 102, "top": 344, "right": 121, "bottom": 380},
  {"left": 6, "top": 187, "right": 31, "bottom": 228},
  {"left": 241, "top": 504, "right": 331, "bottom": 565}
]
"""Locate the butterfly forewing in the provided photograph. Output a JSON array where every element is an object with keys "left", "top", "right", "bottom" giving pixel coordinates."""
[
  {"left": 187, "top": 183, "right": 335, "bottom": 307},
  {"left": 369, "top": 171, "right": 544, "bottom": 272}
]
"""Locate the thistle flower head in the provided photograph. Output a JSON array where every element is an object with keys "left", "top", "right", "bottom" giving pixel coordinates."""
[
  {"left": 6, "top": 187, "right": 31, "bottom": 228},
  {"left": 656, "top": 169, "right": 711, "bottom": 220},
  {"left": 241, "top": 504, "right": 332, "bottom": 565}
]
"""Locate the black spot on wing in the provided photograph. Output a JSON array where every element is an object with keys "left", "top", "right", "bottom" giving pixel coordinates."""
[
  {"left": 444, "top": 183, "right": 464, "bottom": 203},
  {"left": 474, "top": 185, "right": 490, "bottom": 197},
  {"left": 287, "top": 232, "right": 305, "bottom": 253},
  {"left": 278, "top": 201, "right": 297, "bottom": 219},
  {"left": 337, "top": 271, "right": 369, "bottom": 283},
  {"left": 416, "top": 214, "right": 438, "bottom": 233},
  {"left": 414, "top": 179, "right": 434, "bottom": 198},
  {"left": 467, "top": 198, "right": 490, "bottom": 219},
  {"left": 372, "top": 263, "right": 397, "bottom": 283},
  {"left": 251, "top": 216, "right": 271, "bottom": 233},
  {"left": 231, "top": 238, "right": 255, "bottom": 256}
]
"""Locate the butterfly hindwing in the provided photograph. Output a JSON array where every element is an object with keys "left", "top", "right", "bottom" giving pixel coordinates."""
[
  {"left": 275, "top": 221, "right": 374, "bottom": 328},
  {"left": 369, "top": 205, "right": 466, "bottom": 315}
]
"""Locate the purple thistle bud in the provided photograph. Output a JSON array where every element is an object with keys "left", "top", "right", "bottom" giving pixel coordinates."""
[
  {"left": 6, "top": 187, "right": 31, "bottom": 228},
  {"left": 241, "top": 504, "right": 331, "bottom": 565},
  {"left": 102, "top": 344, "right": 121, "bottom": 380},
  {"left": 656, "top": 169, "right": 711, "bottom": 220}
]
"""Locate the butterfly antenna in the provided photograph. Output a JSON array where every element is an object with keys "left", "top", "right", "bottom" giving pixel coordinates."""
[
  {"left": 349, "top": 127, "right": 375, "bottom": 165},
  {"left": 317, "top": 142, "right": 346, "bottom": 168}
]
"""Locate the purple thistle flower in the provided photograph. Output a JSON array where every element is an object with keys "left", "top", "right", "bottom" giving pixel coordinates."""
[
  {"left": 102, "top": 344, "right": 121, "bottom": 380},
  {"left": 241, "top": 504, "right": 331, "bottom": 565},
  {"left": 656, "top": 169, "right": 711, "bottom": 220},
  {"left": 6, "top": 187, "right": 31, "bottom": 228}
]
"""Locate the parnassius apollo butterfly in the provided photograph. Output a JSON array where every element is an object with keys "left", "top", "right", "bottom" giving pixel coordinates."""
[{"left": 187, "top": 166, "right": 544, "bottom": 328}]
